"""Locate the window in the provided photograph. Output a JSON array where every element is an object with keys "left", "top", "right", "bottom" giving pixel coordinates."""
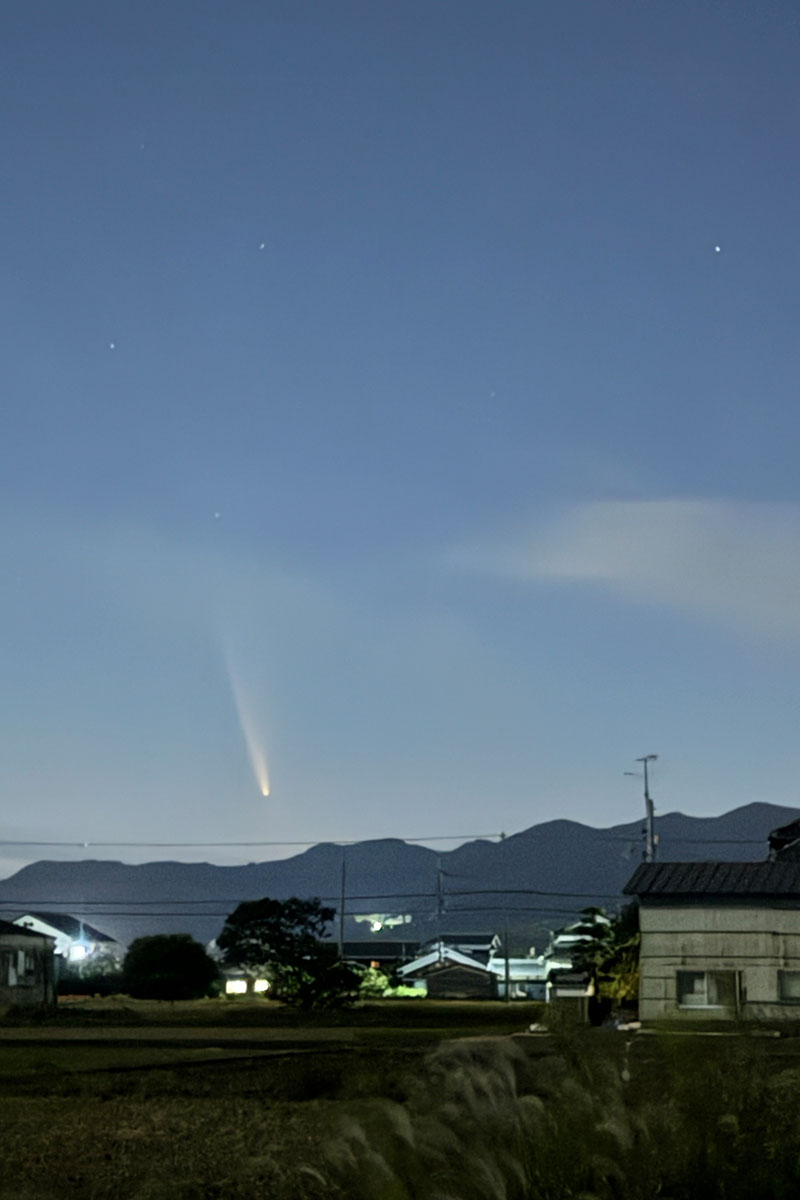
[
  {"left": 677, "top": 970, "right": 738, "bottom": 1009},
  {"left": 778, "top": 971, "right": 800, "bottom": 1003},
  {"left": 16, "top": 951, "right": 36, "bottom": 977}
]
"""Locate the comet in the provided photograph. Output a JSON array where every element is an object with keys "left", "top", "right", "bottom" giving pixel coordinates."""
[{"left": 224, "top": 656, "right": 271, "bottom": 797}]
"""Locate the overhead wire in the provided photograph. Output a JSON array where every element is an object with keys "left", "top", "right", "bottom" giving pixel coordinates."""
[
  {"left": 0, "top": 826, "right": 775, "bottom": 926},
  {"left": 0, "top": 904, "right": 593, "bottom": 919},
  {"left": 0, "top": 832, "right": 503, "bottom": 848},
  {"left": 0, "top": 886, "right": 629, "bottom": 909},
  {"left": 0, "top": 833, "right": 772, "bottom": 849}
]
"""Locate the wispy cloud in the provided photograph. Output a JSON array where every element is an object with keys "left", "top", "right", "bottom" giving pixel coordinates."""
[{"left": 452, "top": 499, "right": 800, "bottom": 640}]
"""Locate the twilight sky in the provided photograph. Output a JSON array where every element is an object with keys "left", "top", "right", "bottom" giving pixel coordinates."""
[{"left": 3, "top": 1, "right": 800, "bottom": 878}]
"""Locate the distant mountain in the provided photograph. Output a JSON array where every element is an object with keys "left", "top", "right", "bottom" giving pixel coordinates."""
[{"left": 0, "top": 802, "right": 794, "bottom": 951}]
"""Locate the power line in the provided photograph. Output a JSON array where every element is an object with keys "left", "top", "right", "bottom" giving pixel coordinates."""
[
  {"left": 0, "top": 832, "right": 503, "bottom": 849},
  {"left": 599, "top": 835, "right": 766, "bottom": 845},
  {"left": 0, "top": 886, "right": 625, "bottom": 907},
  {"left": 657, "top": 837, "right": 766, "bottom": 845},
  {"left": 0, "top": 832, "right": 773, "bottom": 850},
  {"left": 0, "top": 903, "right": 591, "bottom": 920}
]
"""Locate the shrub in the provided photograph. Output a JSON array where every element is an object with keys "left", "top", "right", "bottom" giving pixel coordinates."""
[{"left": 121, "top": 934, "right": 219, "bottom": 1001}]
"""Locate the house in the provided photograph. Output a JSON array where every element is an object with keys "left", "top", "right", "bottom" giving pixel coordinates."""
[
  {"left": 399, "top": 948, "right": 588, "bottom": 1002},
  {"left": 398, "top": 945, "right": 498, "bottom": 998},
  {"left": 13, "top": 913, "right": 122, "bottom": 967},
  {"left": 0, "top": 919, "right": 56, "bottom": 1008},
  {"left": 545, "top": 914, "right": 611, "bottom": 961},
  {"left": 625, "top": 844, "right": 800, "bottom": 1021},
  {"left": 220, "top": 968, "right": 270, "bottom": 997},
  {"left": 419, "top": 932, "right": 502, "bottom": 965},
  {"left": 340, "top": 940, "right": 420, "bottom": 970},
  {"left": 488, "top": 953, "right": 572, "bottom": 1000}
]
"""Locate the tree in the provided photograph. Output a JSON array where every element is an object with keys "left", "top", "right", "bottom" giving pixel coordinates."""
[
  {"left": 122, "top": 934, "right": 219, "bottom": 1001},
  {"left": 217, "top": 896, "right": 361, "bottom": 1008},
  {"left": 570, "top": 903, "right": 640, "bottom": 1006}
]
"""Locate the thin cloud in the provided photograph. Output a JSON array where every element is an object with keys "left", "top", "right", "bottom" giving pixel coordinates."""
[{"left": 452, "top": 499, "right": 800, "bottom": 640}]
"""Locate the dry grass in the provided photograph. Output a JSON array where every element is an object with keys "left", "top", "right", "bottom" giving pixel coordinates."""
[{"left": 4, "top": 1013, "right": 800, "bottom": 1199}]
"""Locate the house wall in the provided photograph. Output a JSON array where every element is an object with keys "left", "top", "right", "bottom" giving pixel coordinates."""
[
  {"left": 639, "top": 902, "right": 800, "bottom": 1021},
  {"left": 0, "top": 935, "right": 56, "bottom": 1008},
  {"left": 14, "top": 916, "right": 74, "bottom": 958}
]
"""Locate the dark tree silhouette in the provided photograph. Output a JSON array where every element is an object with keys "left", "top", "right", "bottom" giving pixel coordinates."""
[
  {"left": 122, "top": 934, "right": 219, "bottom": 1001},
  {"left": 217, "top": 896, "right": 360, "bottom": 1008},
  {"left": 570, "top": 903, "right": 640, "bottom": 1005}
]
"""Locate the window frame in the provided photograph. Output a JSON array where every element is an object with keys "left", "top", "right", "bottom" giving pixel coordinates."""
[
  {"left": 676, "top": 969, "right": 739, "bottom": 1010},
  {"left": 778, "top": 970, "right": 800, "bottom": 1004}
]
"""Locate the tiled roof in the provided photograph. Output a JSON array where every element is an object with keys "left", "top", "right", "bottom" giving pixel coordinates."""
[
  {"left": 0, "top": 918, "right": 53, "bottom": 941},
  {"left": 15, "top": 913, "right": 117, "bottom": 942},
  {"left": 436, "top": 932, "right": 499, "bottom": 945},
  {"left": 624, "top": 860, "right": 800, "bottom": 897},
  {"left": 398, "top": 946, "right": 493, "bottom": 977}
]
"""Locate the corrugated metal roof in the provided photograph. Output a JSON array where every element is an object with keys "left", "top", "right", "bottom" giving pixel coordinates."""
[{"left": 624, "top": 860, "right": 800, "bottom": 897}]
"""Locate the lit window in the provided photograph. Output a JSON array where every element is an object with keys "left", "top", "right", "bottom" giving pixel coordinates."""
[
  {"left": 778, "top": 971, "right": 800, "bottom": 1003},
  {"left": 253, "top": 979, "right": 269, "bottom": 993},
  {"left": 225, "top": 980, "right": 247, "bottom": 995},
  {"left": 677, "top": 970, "right": 737, "bottom": 1008}
]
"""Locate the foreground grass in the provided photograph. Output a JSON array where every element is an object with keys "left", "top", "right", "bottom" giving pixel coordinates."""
[
  {"left": 0, "top": 1093, "right": 331, "bottom": 1200},
  {"left": 315, "top": 1033, "right": 800, "bottom": 1200},
  {"left": 5, "top": 1006, "right": 800, "bottom": 1199}
]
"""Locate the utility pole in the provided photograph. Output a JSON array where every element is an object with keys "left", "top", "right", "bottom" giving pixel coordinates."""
[
  {"left": 636, "top": 754, "right": 658, "bottom": 863},
  {"left": 501, "top": 832, "right": 510, "bottom": 1003},
  {"left": 338, "top": 848, "right": 346, "bottom": 958},
  {"left": 436, "top": 856, "right": 445, "bottom": 958}
]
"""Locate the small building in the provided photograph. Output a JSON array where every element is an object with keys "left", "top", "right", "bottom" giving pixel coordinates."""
[
  {"left": 545, "top": 914, "right": 610, "bottom": 961},
  {"left": 419, "top": 932, "right": 502, "bottom": 965},
  {"left": 0, "top": 919, "right": 56, "bottom": 1008},
  {"left": 488, "top": 954, "right": 566, "bottom": 1000},
  {"left": 13, "top": 912, "right": 122, "bottom": 967},
  {"left": 398, "top": 945, "right": 498, "bottom": 998},
  {"left": 625, "top": 854, "right": 800, "bottom": 1022},
  {"left": 545, "top": 968, "right": 595, "bottom": 1021}
]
